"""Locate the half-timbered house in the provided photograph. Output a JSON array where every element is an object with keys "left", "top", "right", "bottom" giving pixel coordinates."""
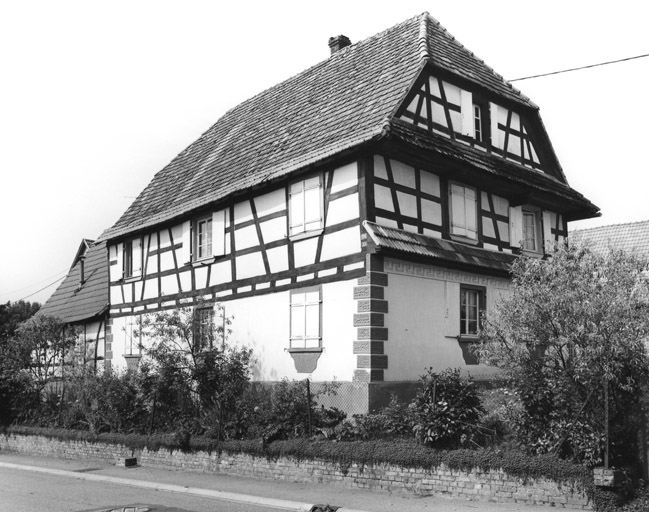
[
  {"left": 37, "top": 239, "right": 109, "bottom": 369},
  {"left": 98, "top": 13, "right": 599, "bottom": 412}
]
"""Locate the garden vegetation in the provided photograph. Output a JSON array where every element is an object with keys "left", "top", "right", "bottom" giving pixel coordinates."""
[{"left": 2, "top": 244, "right": 649, "bottom": 511}]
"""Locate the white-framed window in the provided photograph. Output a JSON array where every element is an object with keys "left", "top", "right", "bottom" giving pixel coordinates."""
[
  {"left": 289, "top": 175, "right": 323, "bottom": 237},
  {"left": 522, "top": 209, "right": 541, "bottom": 253},
  {"left": 289, "top": 287, "right": 322, "bottom": 349},
  {"left": 473, "top": 104, "right": 483, "bottom": 142},
  {"left": 123, "top": 238, "right": 142, "bottom": 279},
  {"left": 449, "top": 183, "right": 478, "bottom": 240},
  {"left": 460, "top": 286, "right": 485, "bottom": 337},
  {"left": 193, "top": 216, "right": 213, "bottom": 261}
]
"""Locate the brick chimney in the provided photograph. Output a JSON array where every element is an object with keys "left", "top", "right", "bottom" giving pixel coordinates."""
[{"left": 328, "top": 35, "right": 351, "bottom": 55}]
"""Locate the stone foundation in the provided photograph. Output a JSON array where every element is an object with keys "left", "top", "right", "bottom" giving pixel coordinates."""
[{"left": 0, "top": 433, "right": 591, "bottom": 509}]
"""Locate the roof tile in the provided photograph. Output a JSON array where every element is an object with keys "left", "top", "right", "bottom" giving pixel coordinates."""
[{"left": 101, "top": 13, "right": 537, "bottom": 241}]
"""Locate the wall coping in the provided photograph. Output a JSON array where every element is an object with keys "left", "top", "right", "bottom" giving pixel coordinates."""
[{"left": 0, "top": 433, "right": 591, "bottom": 510}]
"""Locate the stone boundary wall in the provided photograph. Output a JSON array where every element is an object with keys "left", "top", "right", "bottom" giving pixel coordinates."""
[{"left": 0, "top": 433, "right": 591, "bottom": 509}]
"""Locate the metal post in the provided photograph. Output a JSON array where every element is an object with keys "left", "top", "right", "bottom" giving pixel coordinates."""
[
  {"left": 306, "top": 378, "right": 312, "bottom": 437},
  {"left": 604, "top": 377, "right": 609, "bottom": 469}
]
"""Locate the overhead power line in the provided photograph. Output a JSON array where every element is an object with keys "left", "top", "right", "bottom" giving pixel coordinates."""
[
  {"left": 509, "top": 53, "right": 649, "bottom": 82},
  {"left": 17, "top": 274, "right": 67, "bottom": 302}
]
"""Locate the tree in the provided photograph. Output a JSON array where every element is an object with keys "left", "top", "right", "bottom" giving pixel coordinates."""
[
  {"left": 139, "top": 304, "right": 253, "bottom": 438},
  {"left": 476, "top": 244, "right": 649, "bottom": 466},
  {"left": 0, "top": 300, "right": 40, "bottom": 342},
  {"left": 10, "top": 315, "right": 79, "bottom": 393}
]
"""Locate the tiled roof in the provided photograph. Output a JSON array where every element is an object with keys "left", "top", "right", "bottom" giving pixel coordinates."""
[
  {"left": 571, "top": 220, "right": 649, "bottom": 258},
  {"left": 38, "top": 240, "right": 109, "bottom": 323},
  {"left": 363, "top": 221, "right": 515, "bottom": 276},
  {"left": 101, "top": 13, "right": 539, "bottom": 242}
]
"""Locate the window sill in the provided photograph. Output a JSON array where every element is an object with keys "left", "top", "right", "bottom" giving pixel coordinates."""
[
  {"left": 521, "top": 249, "right": 543, "bottom": 259},
  {"left": 458, "top": 336, "right": 480, "bottom": 343},
  {"left": 122, "top": 275, "right": 142, "bottom": 284},
  {"left": 287, "top": 347, "right": 323, "bottom": 354},
  {"left": 191, "top": 256, "right": 218, "bottom": 267},
  {"left": 449, "top": 235, "right": 479, "bottom": 246},
  {"left": 289, "top": 228, "right": 324, "bottom": 242}
]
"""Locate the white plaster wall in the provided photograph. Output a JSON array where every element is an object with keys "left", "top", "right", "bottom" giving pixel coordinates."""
[
  {"left": 224, "top": 278, "right": 357, "bottom": 382},
  {"left": 383, "top": 262, "right": 508, "bottom": 381}
]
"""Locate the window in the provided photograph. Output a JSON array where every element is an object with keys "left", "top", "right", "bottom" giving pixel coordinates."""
[
  {"left": 193, "top": 307, "right": 215, "bottom": 349},
  {"left": 522, "top": 209, "right": 541, "bottom": 252},
  {"left": 123, "top": 238, "right": 142, "bottom": 279},
  {"left": 449, "top": 183, "right": 478, "bottom": 240},
  {"left": 193, "top": 216, "right": 213, "bottom": 260},
  {"left": 289, "top": 175, "right": 323, "bottom": 237},
  {"left": 473, "top": 104, "right": 483, "bottom": 142},
  {"left": 289, "top": 287, "right": 322, "bottom": 349},
  {"left": 460, "top": 286, "right": 485, "bottom": 337},
  {"left": 124, "top": 316, "right": 141, "bottom": 356}
]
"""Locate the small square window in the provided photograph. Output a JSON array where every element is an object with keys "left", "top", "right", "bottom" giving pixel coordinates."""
[{"left": 460, "top": 286, "right": 485, "bottom": 337}]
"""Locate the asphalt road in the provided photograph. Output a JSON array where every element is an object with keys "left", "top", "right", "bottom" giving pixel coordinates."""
[{"left": 0, "top": 465, "right": 286, "bottom": 512}]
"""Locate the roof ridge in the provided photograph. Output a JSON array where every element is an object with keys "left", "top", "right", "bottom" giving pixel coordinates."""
[
  {"left": 417, "top": 12, "right": 431, "bottom": 61},
  {"left": 572, "top": 219, "right": 649, "bottom": 232},
  {"left": 424, "top": 13, "right": 533, "bottom": 107}
]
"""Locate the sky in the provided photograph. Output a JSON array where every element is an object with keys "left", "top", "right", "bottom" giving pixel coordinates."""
[{"left": 1, "top": 0, "right": 648, "bottom": 305}]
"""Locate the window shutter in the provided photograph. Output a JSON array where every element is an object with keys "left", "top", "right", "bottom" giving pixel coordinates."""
[
  {"left": 444, "top": 281, "right": 461, "bottom": 337},
  {"left": 117, "top": 243, "right": 124, "bottom": 279},
  {"left": 542, "top": 210, "right": 554, "bottom": 253},
  {"left": 490, "top": 102, "right": 500, "bottom": 149},
  {"left": 181, "top": 220, "right": 191, "bottom": 263},
  {"left": 132, "top": 237, "right": 142, "bottom": 277},
  {"left": 460, "top": 90, "right": 474, "bottom": 137},
  {"left": 212, "top": 210, "right": 226, "bottom": 256},
  {"left": 466, "top": 187, "right": 477, "bottom": 239},
  {"left": 509, "top": 206, "right": 523, "bottom": 248},
  {"left": 110, "top": 244, "right": 123, "bottom": 281}
]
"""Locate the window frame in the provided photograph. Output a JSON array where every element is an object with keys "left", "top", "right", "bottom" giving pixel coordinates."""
[
  {"left": 522, "top": 208, "right": 542, "bottom": 254},
  {"left": 288, "top": 173, "right": 324, "bottom": 239},
  {"left": 192, "top": 215, "right": 213, "bottom": 262},
  {"left": 123, "top": 237, "right": 142, "bottom": 280},
  {"left": 193, "top": 306, "right": 215, "bottom": 350},
  {"left": 449, "top": 182, "right": 479, "bottom": 242},
  {"left": 459, "top": 285, "right": 485, "bottom": 339},
  {"left": 289, "top": 286, "right": 323, "bottom": 351}
]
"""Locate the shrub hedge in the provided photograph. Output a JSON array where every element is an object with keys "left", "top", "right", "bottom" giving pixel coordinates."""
[{"left": 4, "top": 425, "right": 592, "bottom": 490}]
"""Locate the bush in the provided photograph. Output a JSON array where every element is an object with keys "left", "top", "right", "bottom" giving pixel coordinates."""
[{"left": 412, "top": 368, "right": 483, "bottom": 448}]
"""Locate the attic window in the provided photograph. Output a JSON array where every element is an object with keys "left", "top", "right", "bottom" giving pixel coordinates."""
[
  {"left": 473, "top": 104, "right": 483, "bottom": 142},
  {"left": 123, "top": 238, "right": 142, "bottom": 279}
]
